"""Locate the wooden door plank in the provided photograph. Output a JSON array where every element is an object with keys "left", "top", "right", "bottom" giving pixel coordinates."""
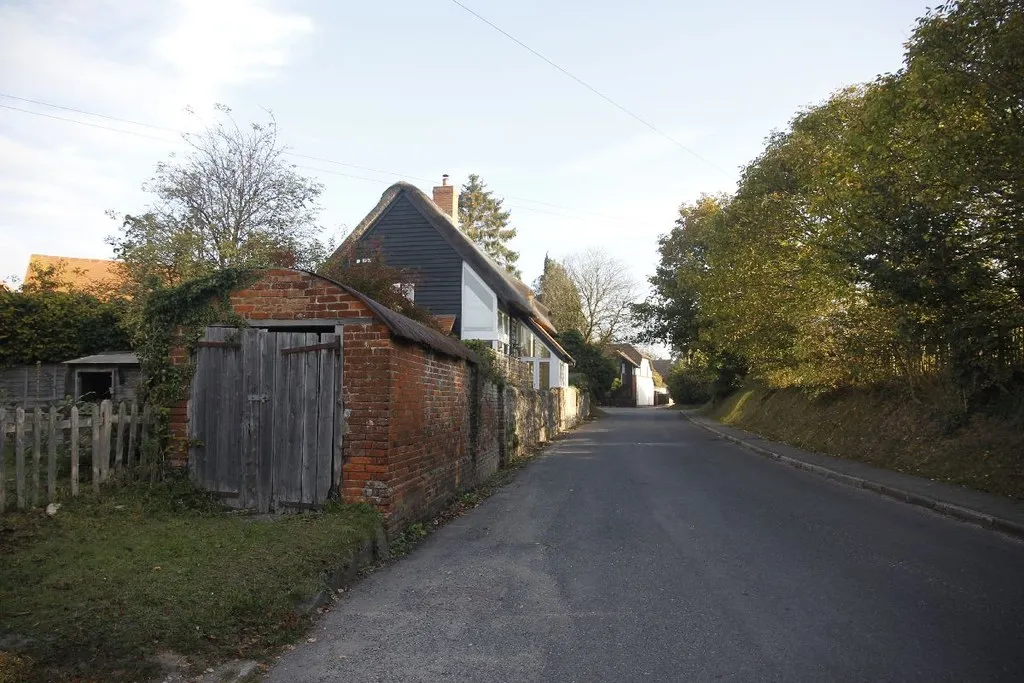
[
  {"left": 188, "top": 328, "right": 208, "bottom": 483},
  {"left": 271, "top": 332, "right": 292, "bottom": 511},
  {"left": 300, "top": 333, "right": 319, "bottom": 505},
  {"left": 239, "top": 328, "right": 254, "bottom": 509},
  {"left": 281, "top": 333, "right": 305, "bottom": 507},
  {"left": 257, "top": 329, "right": 275, "bottom": 513},
  {"left": 333, "top": 335, "right": 345, "bottom": 498},
  {"left": 314, "top": 335, "right": 336, "bottom": 503},
  {"left": 240, "top": 328, "right": 262, "bottom": 508},
  {"left": 206, "top": 327, "right": 228, "bottom": 494},
  {"left": 219, "top": 329, "right": 243, "bottom": 498}
]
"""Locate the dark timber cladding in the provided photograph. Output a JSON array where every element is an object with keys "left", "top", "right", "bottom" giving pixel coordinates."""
[{"left": 360, "top": 194, "right": 463, "bottom": 328}]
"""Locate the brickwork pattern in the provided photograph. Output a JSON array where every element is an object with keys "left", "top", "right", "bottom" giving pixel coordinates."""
[
  {"left": 165, "top": 268, "right": 589, "bottom": 532},
  {"left": 386, "top": 343, "right": 473, "bottom": 530}
]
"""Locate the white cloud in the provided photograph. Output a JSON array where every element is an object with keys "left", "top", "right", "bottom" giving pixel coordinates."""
[
  {"left": 0, "top": 0, "right": 315, "bottom": 282},
  {"left": 155, "top": 0, "right": 314, "bottom": 100}
]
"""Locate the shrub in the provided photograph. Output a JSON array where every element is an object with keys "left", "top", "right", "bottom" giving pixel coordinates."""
[{"left": 667, "top": 362, "right": 713, "bottom": 405}]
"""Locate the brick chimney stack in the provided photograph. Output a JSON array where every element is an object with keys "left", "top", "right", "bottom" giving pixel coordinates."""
[{"left": 432, "top": 174, "right": 458, "bottom": 224}]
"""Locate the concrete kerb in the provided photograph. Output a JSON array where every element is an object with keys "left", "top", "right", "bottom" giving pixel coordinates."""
[
  {"left": 681, "top": 411, "right": 1024, "bottom": 541},
  {"left": 295, "top": 522, "right": 389, "bottom": 618}
]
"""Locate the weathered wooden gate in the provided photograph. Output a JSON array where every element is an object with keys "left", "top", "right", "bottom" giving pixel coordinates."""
[{"left": 189, "top": 327, "right": 343, "bottom": 512}]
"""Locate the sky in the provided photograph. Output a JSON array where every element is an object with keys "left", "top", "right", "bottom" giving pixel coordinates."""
[{"left": 0, "top": 0, "right": 930, "bottom": 291}]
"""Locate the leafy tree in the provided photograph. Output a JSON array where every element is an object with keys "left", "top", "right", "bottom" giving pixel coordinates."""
[
  {"left": 534, "top": 254, "right": 585, "bottom": 334},
  {"left": 565, "top": 248, "right": 639, "bottom": 345},
  {"left": 637, "top": 0, "right": 1024, "bottom": 406},
  {"left": 0, "top": 262, "right": 130, "bottom": 368},
  {"left": 109, "top": 105, "right": 328, "bottom": 290},
  {"left": 458, "top": 174, "right": 520, "bottom": 276},
  {"left": 632, "top": 195, "right": 726, "bottom": 354},
  {"left": 557, "top": 330, "right": 617, "bottom": 399}
]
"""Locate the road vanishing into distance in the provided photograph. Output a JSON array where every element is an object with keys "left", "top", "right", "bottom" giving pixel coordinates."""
[{"left": 265, "top": 408, "right": 1024, "bottom": 682}]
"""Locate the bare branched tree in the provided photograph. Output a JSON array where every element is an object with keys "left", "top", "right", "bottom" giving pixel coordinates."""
[
  {"left": 109, "top": 104, "right": 327, "bottom": 286},
  {"left": 564, "top": 248, "right": 640, "bottom": 345}
]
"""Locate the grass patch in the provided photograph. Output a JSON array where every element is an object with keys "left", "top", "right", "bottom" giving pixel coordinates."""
[
  {"left": 707, "top": 384, "right": 1024, "bottom": 500},
  {"left": 0, "top": 474, "right": 380, "bottom": 682}
]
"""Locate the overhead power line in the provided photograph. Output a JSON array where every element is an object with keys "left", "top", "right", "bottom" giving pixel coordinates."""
[
  {"left": 1, "top": 94, "right": 180, "bottom": 133},
  {"left": 0, "top": 92, "right": 629, "bottom": 222},
  {"left": 0, "top": 103, "right": 174, "bottom": 142},
  {"left": 446, "top": 0, "right": 732, "bottom": 177}
]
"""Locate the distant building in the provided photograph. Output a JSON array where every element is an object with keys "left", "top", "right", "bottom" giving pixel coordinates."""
[
  {"left": 608, "top": 344, "right": 655, "bottom": 407},
  {"left": 23, "top": 254, "right": 123, "bottom": 296}
]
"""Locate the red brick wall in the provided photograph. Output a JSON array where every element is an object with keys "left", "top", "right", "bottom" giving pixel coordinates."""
[
  {"left": 167, "top": 269, "right": 386, "bottom": 468},
  {"left": 340, "top": 323, "right": 393, "bottom": 510},
  {"left": 475, "top": 379, "right": 503, "bottom": 477},
  {"left": 385, "top": 341, "right": 474, "bottom": 530},
  {"left": 165, "top": 268, "right": 582, "bottom": 533},
  {"left": 228, "top": 269, "right": 374, "bottom": 322}
]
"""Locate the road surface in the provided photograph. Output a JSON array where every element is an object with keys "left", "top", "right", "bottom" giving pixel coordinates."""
[{"left": 265, "top": 408, "right": 1024, "bottom": 682}]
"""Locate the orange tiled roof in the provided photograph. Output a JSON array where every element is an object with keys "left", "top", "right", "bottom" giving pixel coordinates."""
[{"left": 23, "top": 254, "right": 124, "bottom": 294}]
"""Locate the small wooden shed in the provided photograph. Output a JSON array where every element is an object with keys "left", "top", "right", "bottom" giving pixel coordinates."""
[{"left": 63, "top": 352, "right": 141, "bottom": 403}]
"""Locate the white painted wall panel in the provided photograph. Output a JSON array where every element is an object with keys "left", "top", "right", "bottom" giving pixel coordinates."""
[
  {"left": 461, "top": 262, "right": 499, "bottom": 340},
  {"left": 636, "top": 376, "right": 655, "bottom": 406}
]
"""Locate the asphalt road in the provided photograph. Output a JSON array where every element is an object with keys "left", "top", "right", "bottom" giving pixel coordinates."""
[{"left": 265, "top": 408, "right": 1024, "bottom": 682}]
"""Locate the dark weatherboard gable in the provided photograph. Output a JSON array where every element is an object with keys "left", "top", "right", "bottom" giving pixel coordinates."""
[{"left": 358, "top": 194, "right": 464, "bottom": 331}]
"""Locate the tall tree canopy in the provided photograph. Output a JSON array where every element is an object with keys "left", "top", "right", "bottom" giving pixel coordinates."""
[
  {"left": 458, "top": 174, "right": 520, "bottom": 276},
  {"left": 534, "top": 254, "right": 585, "bottom": 334},
  {"left": 635, "top": 0, "right": 1024, "bottom": 405},
  {"left": 565, "top": 248, "right": 639, "bottom": 345},
  {"left": 109, "top": 105, "right": 328, "bottom": 289}
]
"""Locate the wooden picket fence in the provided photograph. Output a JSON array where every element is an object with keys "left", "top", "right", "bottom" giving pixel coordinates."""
[{"left": 0, "top": 400, "right": 152, "bottom": 512}]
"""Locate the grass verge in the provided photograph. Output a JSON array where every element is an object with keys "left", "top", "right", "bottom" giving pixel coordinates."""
[
  {"left": 0, "top": 475, "right": 379, "bottom": 682},
  {"left": 706, "top": 384, "right": 1024, "bottom": 500}
]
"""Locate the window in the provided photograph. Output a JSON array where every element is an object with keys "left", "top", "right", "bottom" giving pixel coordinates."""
[
  {"left": 518, "top": 325, "right": 533, "bottom": 357},
  {"left": 498, "top": 311, "right": 511, "bottom": 353}
]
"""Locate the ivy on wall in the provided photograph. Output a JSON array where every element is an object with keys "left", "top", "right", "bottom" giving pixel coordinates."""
[{"left": 131, "top": 268, "right": 258, "bottom": 467}]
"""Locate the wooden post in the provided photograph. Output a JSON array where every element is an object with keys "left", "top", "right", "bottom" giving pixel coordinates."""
[
  {"left": 139, "top": 404, "right": 151, "bottom": 476},
  {"left": 32, "top": 408, "right": 42, "bottom": 507},
  {"left": 48, "top": 406, "right": 58, "bottom": 499},
  {"left": 69, "top": 405, "right": 79, "bottom": 497},
  {"left": 70, "top": 406, "right": 80, "bottom": 496},
  {"left": 100, "top": 400, "right": 113, "bottom": 482},
  {"left": 91, "top": 403, "right": 101, "bottom": 494},
  {"left": 127, "top": 400, "right": 138, "bottom": 476},
  {"left": 15, "top": 407, "right": 26, "bottom": 509},
  {"left": 0, "top": 408, "right": 7, "bottom": 511},
  {"left": 115, "top": 401, "right": 127, "bottom": 476}
]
